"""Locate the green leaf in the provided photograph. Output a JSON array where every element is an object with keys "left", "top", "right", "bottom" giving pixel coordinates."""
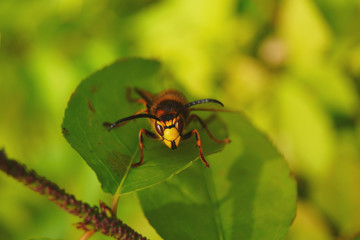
[
  {"left": 138, "top": 113, "right": 297, "bottom": 240},
  {"left": 62, "top": 58, "right": 227, "bottom": 194}
]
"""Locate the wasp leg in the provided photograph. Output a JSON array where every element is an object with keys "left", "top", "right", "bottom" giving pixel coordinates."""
[
  {"left": 126, "top": 87, "right": 153, "bottom": 106},
  {"left": 187, "top": 114, "right": 230, "bottom": 144},
  {"left": 126, "top": 87, "right": 145, "bottom": 104},
  {"left": 132, "top": 128, "right": 159, "bottom": 168},
  {"left": 182, "top": 129, "right": 209, "bottom": 168}
]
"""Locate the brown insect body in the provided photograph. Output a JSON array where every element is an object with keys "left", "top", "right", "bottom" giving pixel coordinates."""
[
  {"left": 107, "top": 88, "right": 230, "bottom": 168},
  {"left": 148, "top": 90, "right": 188, "bottom": 135},
  {"left": 148, "top": 90, "right": 188, "bottom": 121}
]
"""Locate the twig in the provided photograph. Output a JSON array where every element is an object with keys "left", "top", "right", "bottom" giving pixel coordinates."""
[
  {"left": 0, "top": 149, "right": 148, "bottom": 240},
  {"left": 80, "top": 230, "right": 96, "bottom": 240}
]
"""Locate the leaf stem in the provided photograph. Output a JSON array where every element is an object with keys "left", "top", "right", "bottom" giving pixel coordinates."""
[
  {"left": 111, "top": 194, "right": 121, "bottom": 215},
  {"left": 80, "top": 230, "right": 96, "bottom": 240}
]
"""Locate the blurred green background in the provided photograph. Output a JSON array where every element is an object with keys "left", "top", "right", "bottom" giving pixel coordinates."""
[{"left": 1, "top": 0, "right": 360, "bottom": 239}]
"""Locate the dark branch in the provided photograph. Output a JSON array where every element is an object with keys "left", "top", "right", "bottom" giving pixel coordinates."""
[{"left": 0, "top": 149, "right": 148, "bottom": 240}]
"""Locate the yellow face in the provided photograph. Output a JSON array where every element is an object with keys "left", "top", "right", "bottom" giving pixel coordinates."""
[{"left": 155, "top": 116, "right": 183, "bottom": 150}]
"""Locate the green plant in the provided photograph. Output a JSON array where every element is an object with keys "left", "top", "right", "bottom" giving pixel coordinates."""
[{"left": 0, "top": 58, "right": 296, "bottom": 239}]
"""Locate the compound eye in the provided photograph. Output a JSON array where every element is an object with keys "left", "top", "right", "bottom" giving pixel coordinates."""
[
  {"left": 175, "top": 119, "right": 183, "bottom": 133},
  {"left": 155, "top": 123, "right": 164, "bottom": 136}
]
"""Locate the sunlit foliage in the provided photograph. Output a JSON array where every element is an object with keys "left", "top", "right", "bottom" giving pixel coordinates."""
[{"left": 1, "top": 0, "right": 360, "bottom": 239}]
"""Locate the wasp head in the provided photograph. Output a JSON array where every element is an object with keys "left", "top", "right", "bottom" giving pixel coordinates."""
[{"left": 154, "top": 114, "right": 183, "bottom": 150}]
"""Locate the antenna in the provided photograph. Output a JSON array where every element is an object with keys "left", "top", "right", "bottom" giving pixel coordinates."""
[{"left": 108, "top": 114, "right": 160, "bottom": 131}]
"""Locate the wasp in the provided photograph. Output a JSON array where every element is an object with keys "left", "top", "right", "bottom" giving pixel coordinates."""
[{"left": 106, "top": 88, "right": 230, "bottom": 168}]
